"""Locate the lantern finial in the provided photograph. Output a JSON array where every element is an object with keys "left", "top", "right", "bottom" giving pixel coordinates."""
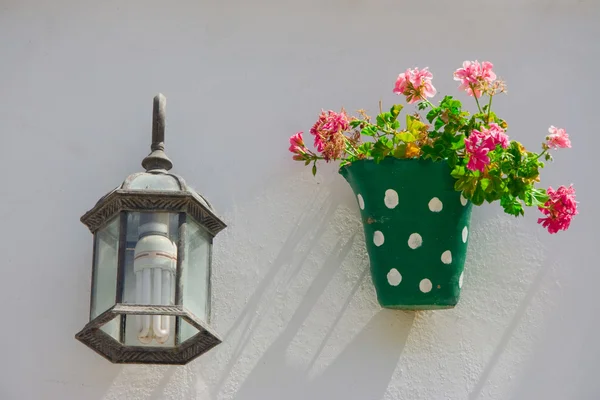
[{"left": 142, "top": 93, "right": 173, "bottom": 172}]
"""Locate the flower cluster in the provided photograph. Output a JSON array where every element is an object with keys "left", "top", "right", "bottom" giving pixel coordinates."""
[
  {"left": 310, "top": 110, "right": 350, "bottom": 161},
  {"left": 288, "top": 132, "right": 306, "bottom": 161},
  {"left": 454, "top": 60, "right": 498, "bottom": 98},
  {"left": 464, "top": 123, "right": 510, "bottom": 172},
  {"left": 287, "top": 60, "right": 578, "bottom": 234},
  {"left": 546, "top": 126, "right": 571, "bottom": 149},
  {"left": 393, "top": 67, "right": 437, "bottom": 104},
  {"left": 538, "top": 185, "right": 578, "bottom": 233}
]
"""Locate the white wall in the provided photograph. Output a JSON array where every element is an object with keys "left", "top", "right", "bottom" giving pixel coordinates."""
[{"left": 1, "top": 1, "right": 598, "bottom": 399}]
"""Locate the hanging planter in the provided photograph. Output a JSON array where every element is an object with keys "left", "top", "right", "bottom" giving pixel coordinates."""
[
  {"left": 340, "top": 157, "right": 472, "bottom": 309},
  {"left": 288, "top": 60, "right": 578, "bottom": 310}
]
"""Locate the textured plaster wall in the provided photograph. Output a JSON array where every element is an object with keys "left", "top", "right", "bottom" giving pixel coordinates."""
[{"left": 0, "top": 1, "right": 598, "bottom": 399}]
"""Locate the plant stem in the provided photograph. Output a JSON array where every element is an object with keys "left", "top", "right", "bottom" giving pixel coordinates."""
[
  {"left": 470, "top": 84, "right": 484, "bottom": 114},
  {"left": 344, "top": 137, "right": 359, "bottom": 157},
  {"left": 418, "top": 96, "right": 435, "bottom": 109},
  {"left": 486, "top": 95, "right": 493, "bottom": 123}
]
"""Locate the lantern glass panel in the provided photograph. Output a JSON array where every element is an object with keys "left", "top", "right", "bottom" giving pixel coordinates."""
[
  {"left": 122, "top": 211, "right": 180, "bottom": 347},
  {"left": 91, "top": 215, "right": 121, "bottom": 340},
  {"left": 179, "top": 318, "right": 201, "bottom": 345},
  {"left": 179, "top": 217, "right": 211, "bottom": 343}
]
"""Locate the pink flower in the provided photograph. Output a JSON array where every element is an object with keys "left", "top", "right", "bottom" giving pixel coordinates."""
[
  {"left": 537, "top": 185, "right": 578, "bottom": 234},
  {"left": 480, "top": 61, "right": 496, "bottom": 81},
  {"left": 464, "top": 123, "right": 509, "bottom": 172},
  {"left": 289, "top": 132, "right": 307, "bottom": 160},
  {"left": 465, "top": 129, "right": 495, "bottom": 172},
  {"left": 488, "top": 123, "right": 510, "bottom": 149},
  {"left": 546, "top": 126, "right": 571, "bottom": 149},
  {"left": 454, "top": 60, "right": 497, "bottom": 98},
  {"left": 393, "top": 67, "right": 437, "bottom": 104},
  {"left": 309, "top": 110, "right": 349, "bottom": 161},
  {"left": 289, "top": 132, "right": 305, "bottom": 153}
]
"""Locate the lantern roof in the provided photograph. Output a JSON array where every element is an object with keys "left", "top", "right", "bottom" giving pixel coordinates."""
[{"left": 80, "top": 94, "right": 226, "bottom": 236}]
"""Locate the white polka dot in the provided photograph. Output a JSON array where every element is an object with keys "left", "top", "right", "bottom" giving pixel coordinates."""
[
  {"left": 459, "top": 271, "right": 464, "bottom": 288},
  {"left": 428, "top": 197, "right": 443, "bottom": 212},
  {"left": 460, "top": 193, "right": 468, "bottom": 206},
  {"left": 384, "top": 189, "right": 399, "bottom": 209},
  {"left": 462, "top": 226, "right": 469, "bottom": 243},
  {"left": 420, "top": 278, "right": 433, "bottom": 293},
  {"left": 373, "top": 231, "right": 385, "bottom": 247},
  {"left": 387, "top": 268, "right": 402, "bottom": 286},
  {"left": 441, "top": 250, "right": 452, "bottom": 264},
  {"left": 357, "top": 194, "right": 365, "bottom": 210},
  {"left": 408, "top": 233, "right": 423, "bottom": 249}
]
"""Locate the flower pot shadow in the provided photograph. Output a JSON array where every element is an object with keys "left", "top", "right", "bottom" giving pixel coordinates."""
[
  {"left": 233, "top": 306, "right": 413, "bottom": 400},
  {"left": 305, "top": 310, "right": 414, "bottom": 400},
  {"left": 469, "top": 263, "right": 550, "bottom": 400},
  {"left": 229, "top": 221, "right": 414, "bottom": 400}
]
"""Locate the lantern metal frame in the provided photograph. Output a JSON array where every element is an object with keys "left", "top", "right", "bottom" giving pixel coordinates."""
[{"left": 75, "top": 94, "right": 226, "bottom": 364}]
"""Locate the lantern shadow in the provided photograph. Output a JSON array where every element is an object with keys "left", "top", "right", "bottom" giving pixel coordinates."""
[
  {"left": 147, "top": 367, "right": 178, "bottom": 400},
  {"left": 213, "top": 188, "right": 342, "bottom": 393},
  {"left": 232, "top": 232, "right": 357, "bottom": 400},
  {"left": 99, "top": 365, "right": 174, "bottom": 400}
]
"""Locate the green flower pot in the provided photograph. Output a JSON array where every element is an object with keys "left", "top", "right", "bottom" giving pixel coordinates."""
[{"left": 339, "top": 157, "right": 472, "bottom": 310}]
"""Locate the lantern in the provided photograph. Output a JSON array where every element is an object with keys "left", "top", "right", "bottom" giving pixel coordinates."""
[{"left": 75, "top": 94, "right": 226, "bottom": 364}]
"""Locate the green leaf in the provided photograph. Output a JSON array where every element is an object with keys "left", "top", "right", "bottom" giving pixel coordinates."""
[
  {"left": 524, "top": 187, "right": 549, "bottom": 207},
  {"left": 393, "top": 143, "right": 406, "bottom": 158},
  {"left": 450, "top": 134, "right": 466, "bottom": 150},
  {"left": 391, "top": 120, "right": 400, "bottom": 130},
  {"left": 360, "top": 126, "right": 377, "bottom": 136},
  {"left": 376, "top": 115, "right": 386, "bottom": 127},
  {"left": 451, "top": 165, "right": 466, "bottom": 179},
  {"left": 480, "top": 178, "right": 491, "bottom": 192},
  {"left": 500, "top": 195, "right": 524, "bottom": 216},
  {"left": 426, "top": 108, "right": 440, "bottom": 123},
  {"left": 304, "top": 159, "right": 311, "bottom": 166},
  {"left": 472, "top": 184, "right": 485, "bottom": 205},
  {"left": 372, "top": 141, "right": 391, "bottom": 162},
  {"left": 358, "top": 142, "right": 373, "bottom": 151},
  {"left": 406, "top": 115, "right": 426, "bottom": 134},
  {"left": 447, "top": 152, "right": 458, "bottom": 169},
  {"left": 312, "top": 164, "right": 317, "bottom": 176},
  {"left": 390, "top": 104, "right": 404, "bottom": 119},
  {"left": 380, "top": 136, "right": 394, "bottom": 149},
  {"left": 349, "top": 120, "right": 362, "bottom": 129},
  {"left": 396, "top": 132, "right": 417, "bottom": 143},
  {"left": 421, "top": 144, "right": 438, "bottom": 160},
  {"left": 434, "top": 118, "right": 445, "bottom": 131}
]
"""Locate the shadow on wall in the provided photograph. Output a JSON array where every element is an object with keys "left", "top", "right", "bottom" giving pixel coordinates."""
[
  {"left": 212, "top": 187, "right": 344, "bottom": 392},
  {"left": 469, "top": 262, "right": 550, "bottom": 400},
  {"left": 94, "top": 171, "right": 553, "bottom": 400},
  {"left": 234, "top": 310, "right": 414, "bottom": 400},
  {"left": 206, "top": 171, "right": 415, "bottom": 400}
]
